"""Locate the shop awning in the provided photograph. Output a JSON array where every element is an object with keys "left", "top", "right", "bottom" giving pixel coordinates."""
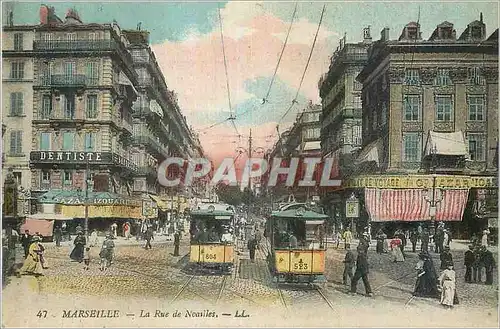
[
  {"left": 149, "top": 195, "right": 170, "bottom": 211},
  {"left": 303, "top": 141, "right": 321, "bottom": 151},
  {"left": 21, "top": 219, "right": 55, "bottom": 237},
  {"left": 356, "top": 138, "right": 383, "bottom": 165},
  {"left": 38, "top": 189, "right": 142, "bottom": 207},
  {"left": 424, "top": 131, "right": 467, "bottom": 156},
  {"left": 364, "top": 188, "right": 469, "bottom": 222},
  {"left": 28, "top": 213, "right": 72, "bottom": 221},
  {"left": 119, "top": 71, "right": 138, "bottom": 95}
]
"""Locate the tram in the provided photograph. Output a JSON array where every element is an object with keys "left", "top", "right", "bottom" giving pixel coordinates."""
[
  {"left": 265, "top": 204, "right": 328, "bottom": 283},
  {"left": 189, "top": 204, "right": 235, "bottom": 273}
]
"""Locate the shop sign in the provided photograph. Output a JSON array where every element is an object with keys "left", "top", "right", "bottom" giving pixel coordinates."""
[
  {"left": 34, "top": 151, "right": 103, "bottom": 162},
  {"left": 53, "top": 197, "right": 141, "bottom": 207},
  {"left": 61, "top": 205, "right": 142, "bottom": 219},
  {"left": 344, "top": 175, "right": 497, "bottom": 189},
  {"left": 142, "top": 200, "right": 158, "bottom": 218}
]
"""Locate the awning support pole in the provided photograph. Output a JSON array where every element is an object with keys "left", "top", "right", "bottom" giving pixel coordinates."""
[{"left": 84, "top": 159, "right": 90, "bottom": 239}]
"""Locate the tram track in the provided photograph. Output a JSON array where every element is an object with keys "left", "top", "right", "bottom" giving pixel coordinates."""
[{"left": 314, "top": 285, "right": 335, "bottom": 311}]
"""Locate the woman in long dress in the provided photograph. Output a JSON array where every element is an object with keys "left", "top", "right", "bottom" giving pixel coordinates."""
[
  {"left": 19, "top": 236, "right": 44, "bottom": 276},
  {"left": 69, "top": 232, "right": 86, "bottom": 262},
  {"left": 413, "top": 252, "right": 439, "bottom": 298},
  {"left": 390, "top": 238, "right": 405, "bottom": 262},
  {"left": 375, "top": 229, "right": 387, "bottom": 254},
  {"left": 89, "top": 229, "right": 99, "bottom": 247},
  {"left": 438, "top": 262, "right": 456, "bottom": 309}
]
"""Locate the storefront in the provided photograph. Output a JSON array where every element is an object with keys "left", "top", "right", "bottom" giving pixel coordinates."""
[{"left": 339, "top": 174, "right": 497, "bottom": 238}]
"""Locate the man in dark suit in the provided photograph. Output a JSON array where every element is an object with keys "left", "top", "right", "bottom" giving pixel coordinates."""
[
  {"left": 350, "top": 246, "right": 373, "bottom": 297},
  {"left": 20, "top": 230, "right": 32, "bottom": 258}
]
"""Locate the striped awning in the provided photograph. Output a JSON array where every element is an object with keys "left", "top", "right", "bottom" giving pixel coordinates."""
[{"left": 365, "top": 188, "right": 469, "bottom": 222}]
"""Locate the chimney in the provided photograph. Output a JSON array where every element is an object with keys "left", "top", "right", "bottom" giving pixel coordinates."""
[
  {"left": 363, "top": 26, "right": 372, "bottom": 43},
  {"left": 40, "top": 5, "right": 49, "bottom": 24},
  {"left": 381, "top": 27, "right": 390, "bottom": 41},
  {"left": 480, "top": 12, "right": 483, "bottom": 23}
]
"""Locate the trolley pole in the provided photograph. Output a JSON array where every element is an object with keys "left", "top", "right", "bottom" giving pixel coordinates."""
[{"left": 248, "top": 129, "right": 253, "bottom": 191}]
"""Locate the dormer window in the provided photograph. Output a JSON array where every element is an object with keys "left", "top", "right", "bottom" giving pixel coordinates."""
[
  {"left": 405, "top": 69, "right": 420, "bottom": 85},
  {"left": 407, "top": 27, "right": 418, "bottom": 39},
  {"left": 440, "top": 27, "right": 453, "bottom": 39},
  {"left": 471, "top": 26, "right": 482, "bottom": 39}
]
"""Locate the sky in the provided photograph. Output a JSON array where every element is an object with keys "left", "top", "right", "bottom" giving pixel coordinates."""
[{"left": 5, "top": 0, "right": 499, "bottom": 171}]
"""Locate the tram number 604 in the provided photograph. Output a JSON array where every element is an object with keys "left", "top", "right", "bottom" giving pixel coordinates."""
[
  {"left": 293, "top": 262, "right": 308, "bottom": 270},
  {"left": 205, "top": 254, "right": 217, "bottom": 260}
]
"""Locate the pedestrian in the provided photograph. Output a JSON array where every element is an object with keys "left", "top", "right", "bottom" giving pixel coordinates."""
[
  {"left": 123, "top": 222, "right": 131, "bottom": 240},
  {"left": 434, "top": 224, "right": 444, "bottom": 253},
  {"left": 173, "top": 230, "right": 180, "bottom": 256},
  {"left": 19, "top": 235, "right": 44, "bottom": 277},
  {"left": 481, "top": 229, "right": 490, "bottom": 247},
  {"left": 359, "top": 232, "right": 370, "bottom": 253},
  {"left": 375, "top": 229, "right": 386, "bottom": 254},
  {"left": 481, "top": 246, "right": 495, "bottom": 285},
  {"left": 464, "top": 245, "right": 475, "bottom": 283},
  {"left": 413, "top": 252, "right": 439, "bottom": 298},
  {"left": 472, "top": 245, "right": 483, "bottom": 283},
  {"left": 75, "top": 224, "right": 83, "bottom": 235},
  {"left": 90, "top": 229, "right": 99, "bottom": 247},
  {"left": 438, "top": 262, "right": 456, "bottom": 309},
  {"left": 410, "top": 229, "right": 418, "bottom": 253},
  {"left": 343, "top": 246, "right": 355, "bottom": 286},
  {"left": 289, "top": 233, "right": 298, "bottom": 249},
  {"left": 69, "top": 232, "right": 86, "bottom": 262},
  {"left": 53, "top": 226, "right": 62, "bottom": 247},
  {"left": 350, "top": 246, "right": 373, "bottom": 297},
  {"left": 111, "top": 222, "right": 118, "bottom": 239},
  {"left": 144, "top": 227, "right": 153, "bottom": 249},
  {"left": 247, "top": 236, "right": 257, "bottom": 262},
  {"left": 20, "top": 230, "right": 32, "bottom": 258},
  {"left": 343, "top": 229, "right": 352, "bottom": 250},
  {"left": 335, "top": 231, "right": 342, "bottom": 249},
  {"left": 443, "top": 229, "right": 450, "bottom": 249},
  {"left": 394, "top": 228, "right": 407, "bottom": 257},
  {"left": 439, "top": 246, "right": 453, "bottom": 270},
  {"left": 61, "top": 222, "right": 68, "bottom": 241},
  {"left": 390, "top": 237, "right": 404, "bottom": 262},
  {"left": 420, "top": 228, "right": 430, "bottom": 253},
  {"left": 83, "top": 247, "right": 90, "bottom": 270}
]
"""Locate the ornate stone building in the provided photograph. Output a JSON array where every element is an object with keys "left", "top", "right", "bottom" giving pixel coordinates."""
[{"left": 349, "top": 16, "right": 498, "bottom": 237}]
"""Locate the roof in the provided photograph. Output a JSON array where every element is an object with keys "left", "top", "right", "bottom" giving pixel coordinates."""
[
  {"left": 271, "top": 208, "right": 328, "bottom": 220},
  {"left": 424, "top": 131, "right": 467, "bottom": 156},
  {"left": 190, "top": 209, "right": 234, "bottom": 218}
]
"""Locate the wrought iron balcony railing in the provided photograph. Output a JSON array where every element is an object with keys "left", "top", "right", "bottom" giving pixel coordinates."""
[{"left": 39, "top": 74, "right": 87, "bottom": 87}]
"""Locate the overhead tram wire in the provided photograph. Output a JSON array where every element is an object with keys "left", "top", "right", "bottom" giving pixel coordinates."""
[
  {"left": 217, "top": 3, "right": 240, "bottom": 138},
  {"left": 278, "top": 4, "right": 326, "bottom": 126},
  {"left": 262, "top": 2, "right": 298, "bottom": 104}
]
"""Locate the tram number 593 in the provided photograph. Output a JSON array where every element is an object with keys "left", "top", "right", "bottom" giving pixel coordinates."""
[
  {"left": 205, "top": 254, "right": 217, "bottom": 260},
  {"left": 293, "top": 260, "right": 308, "bottom": 270}
]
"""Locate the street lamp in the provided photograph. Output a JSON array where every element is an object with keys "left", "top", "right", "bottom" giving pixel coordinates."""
[
  {"left": 423, "top": 145, "right": 443, "bottom": 235},
  {"left": 84, "top": 160, "right": 91, "bottom": 239}
]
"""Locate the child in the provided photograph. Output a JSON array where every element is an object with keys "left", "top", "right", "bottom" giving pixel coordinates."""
[
  {"left": 99, "top": 245, "right": 108, "bottom": 271},
  {"left": 83, "top": 247, "right": 90, "bottom": 270}
]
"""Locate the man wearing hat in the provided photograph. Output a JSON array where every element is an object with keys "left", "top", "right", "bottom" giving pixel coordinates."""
[
  {"left": 350, "top": 245, "right": 373, "bottom": 297},
  {"left": 439, "top": 245, "right": 453, "bottom": 270},
  {"left": 482, "top": 246, "right": 496, "bottom": 285},
  {"left": 464, "top": 245, "right": 475, "bottom": 283}
]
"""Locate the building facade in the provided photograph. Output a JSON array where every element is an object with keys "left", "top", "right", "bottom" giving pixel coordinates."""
[
  {"left": 2, "top": 6, "right": 204, "bottom": 230},
  {"left": 318, "top": 28, "right": 372, "bottom": 230},
  {"left": 349, "top": 17, "right": 498, "bottom": 237}
]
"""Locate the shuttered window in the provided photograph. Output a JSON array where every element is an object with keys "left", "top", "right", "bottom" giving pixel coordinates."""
[{"left": 9, "top": 131, "right": 22, "bottom": 155}]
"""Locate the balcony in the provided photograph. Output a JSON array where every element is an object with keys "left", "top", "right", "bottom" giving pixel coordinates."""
[
  {"left": 33, "top": 39, "right": 135, "bottom": 73},
  {"left": 137, "top": 166, "right": 157, "bottom": 177},
  {"left": 38, "top": 75, "right": 87, "bottom": 88},
  {"left": 131, "top": 135, "right": 169, "bottom": 159}
]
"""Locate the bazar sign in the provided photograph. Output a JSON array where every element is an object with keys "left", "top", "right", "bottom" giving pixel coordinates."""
[
  {"left": 61, "top": 205, "right": 142, "bottom": 219},
  {"left": 54, "top": 197, "right": 142, "bottom": 207},
  {"left": 344, "top": 175, "right": 497, "bottom": 189}
]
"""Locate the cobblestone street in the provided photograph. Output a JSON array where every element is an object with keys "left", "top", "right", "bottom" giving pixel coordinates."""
[{"left": 2, "top": 235, "right": 498, "bottom": 327}]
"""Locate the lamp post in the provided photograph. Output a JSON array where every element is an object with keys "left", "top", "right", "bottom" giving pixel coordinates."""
[
  {"left": 424, "top": 145, "right": 443, "bottom": 236},
  {"left": 84, "top": 160, "right": 90, "bottom": 239}
]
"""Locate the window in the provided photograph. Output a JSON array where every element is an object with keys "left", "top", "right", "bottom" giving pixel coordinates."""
[
  {"left": 63, "top": 94, "right": 75, "bottom": 119},
  {"left": 405, "top": 69, "right": 420, "bottom": 85},
  {"left": 62, "top": 132, "right": 74, "bottom": 151},
  {"left": 435, "top": 96, "right": 453, "bottom": 121},
  {"left": 435, "top": 69, "right": 452, "bottom": 86},
  {"left": 305, "top": 128, "right": 320, "bottom": 139},
  {"left": 13, "top": 172, "right": 21, "bottom": 186},
  {"left": 41, "top": 95, "right": 52, "bottom": 119},
  {"left": 467, "top": 133, "right": 485, "bottom": 161},
  {"left": 88, "top": 32, "right": 97, "bottom": 41},
  {"left": 40, "top": 132, "right": 51, "bottom": 150},
  {"left": 10, "top": 92, "right": 23, "bottom": 116},
  {"left": 63, "top": 171, "right": 73, "bottom": 185},
  {"left": 440, "top": 27, "right": 453, "bottom": 39},
  {"left": 468, "top": 67, "right": 483, "bottom": 85},
  {"left": 402, "top": 132, "right": 422, "bottom": 162},
  {"left": 407, "top": 27, "right": 418, "bottom": 39},
  {"left": 9, "top": 131, "right": 22, "bottom": 155},
  {"left": 41, "top": 171, "right": 50, "bottom": 183},
  {"left": 468, "top": 96, "right": 485, "bottom": 121},
  {"left": 86, "top": 95, "right": 98, "bottom": 118},
  {"left": 13, "top": 33, "right": 23, "bottom": 51},
  {"left": 353, "top": 95, "right": 362, "bottom": 108},
  {"left": 86, "top": 62, "right": 99, "bottom": 85},
  {"left": 403, "top": 95, "right": 420, "bottom": 121},
  {"left": 353, "top": 79, "right": 362, "bottom": 91},
  {"left": 10, "top": 62, "right": 24, "bottom": 79},
  {"left": 352, "top": 125, "right": 362, "bottom": 146},
  {"left": 84, "top": 132, "right": 95, "bottom": 151},
  {"left": 64, "top": 62, "right": 75, "bottom": 77},
  {"left": 471, "top": 26, "right": 482, "bottom": 39},
  {"left": 66, "top": 33, "right": 76, "bottom": 41}
]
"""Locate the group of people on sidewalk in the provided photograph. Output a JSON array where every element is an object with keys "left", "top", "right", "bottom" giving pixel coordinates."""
[{"left": 18, "top": 231, "right": 47, "bottom": 277}]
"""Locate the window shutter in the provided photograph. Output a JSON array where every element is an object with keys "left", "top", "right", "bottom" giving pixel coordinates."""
[
  {"left": 10, "top": 131, "right": 16, "bottom": 153},
  {"left": 17, "top": 93, "right": 23, "bottom": 114},
  {"left": 16, "top": 131, "right": 22, "bottom": 153},
  {"left": 10, "top": 93, "right": 16, "bottom": 115}
]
